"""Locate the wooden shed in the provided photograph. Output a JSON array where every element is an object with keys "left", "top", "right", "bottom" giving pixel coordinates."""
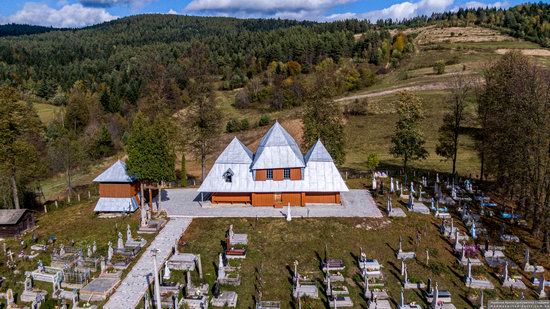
[
  {"left": 0, "top": 209, "right": 35, "bottom": 238},
  {"left": 93, "top": 160, "right": 140, "bottom": 213}
]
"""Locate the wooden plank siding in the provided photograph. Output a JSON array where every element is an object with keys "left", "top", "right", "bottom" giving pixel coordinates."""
[
  {"left": 212, "top": 193, "right": 251, "bottom": 204},
  {"left": 304, "top": 192, "right": 340, "bottom": 204},
  {"left": 251, "top": 193, "right": 275, "bottom": 206},
  {"left": 99, "top": 183, "right": 138, "bottom": 198}
]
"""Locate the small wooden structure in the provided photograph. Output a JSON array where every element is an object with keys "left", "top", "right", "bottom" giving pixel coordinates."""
[
  {"left": 93, "top": 160, "right": 140, "bottom": 213},
  {"left": 0, "top": 209, "right": 35, "bottom": 237}
]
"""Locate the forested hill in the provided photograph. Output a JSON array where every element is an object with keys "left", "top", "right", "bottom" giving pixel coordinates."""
[
  {"left": 0, "top": 24, "right": 62, "bottom": 37},
  {"left": 400, "top": 2, "right": 550, "bottom": 47},
  {"left": 0, "top": 14, "right": 380, "bottom": 96}
]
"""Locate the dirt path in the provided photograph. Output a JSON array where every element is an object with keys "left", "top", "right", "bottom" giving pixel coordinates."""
[
  {"left": 334, "top": 82, "right": 449, "bottom": 103},
  {"left": 495, "top": 48, "right": 550, "bottom": 56}
]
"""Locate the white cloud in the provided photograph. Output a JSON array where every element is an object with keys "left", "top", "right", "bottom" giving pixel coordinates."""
[
  {"left": 328, "top": 0, "right": 455, "bottom": 21},
  {"left": 167, "top": 9, "right": 178, "bottom": 15},
  {"left": 462, "top": 1, "right": 509, "bottom": 9},
  {"left": 184, "top": 0, "right": 353, "bottom": 19},
  {"left": 4, "top": 3, "right": 118, "bottom": 28}
]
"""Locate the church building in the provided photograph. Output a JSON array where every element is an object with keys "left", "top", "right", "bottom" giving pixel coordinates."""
[{"left": 198, "top": 122, "right": 348, "bottom": 207}]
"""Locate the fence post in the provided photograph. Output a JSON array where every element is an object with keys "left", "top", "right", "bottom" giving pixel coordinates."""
[
  {"left": 44, "top": 204, "right": 48, "bottom": 213},
  {"left": 88, "top": 191, "right": 91, "bottom": 199},
  {"left": 67, "top": 195, "right": 71, "bottom": 204},
  {"left": 77, "top": 194, "right": 81, "bottom": 202},
  {"left": 55, "top": 200, "right": 58, "bottom": 208}
]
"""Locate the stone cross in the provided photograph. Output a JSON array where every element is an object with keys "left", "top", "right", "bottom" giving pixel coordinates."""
[
  {"left": 461, "top": 243, "right": 466, "bottom": 260},
  {"left": 432, "top": 282, "right": 439, "bottom": 308},
  {"left": 537, "top": 274, "right": 546, "bottom": 299},
  {"left": 92, "top": 241, "right": 97, "bottom": 254},
  {"left": 127, "top": 224, "right": 133, "bottom": 242},
  {"left": 71, "top": 289, "right": 79, "bottom": 309},
  {"left": 372, "top": 175, "right": 376, "bottom": 190},
  {"left": 60, "top": 244, "right": 65, "bottom": 256},
  {"left": 6, "top": 288, "right": 14, "bottom": 307},
  {"left": 107, "top": 241, "right": 113, "bottom": 261},
  {"left": 398, "top": 236, "right": 403, "bottom": 253},
  {"left": 524, "top": 248, "right": 530, "bottom": 266},
  {"left": 426, "top": 249, "right": 429, "bottom": 265},
  {"left": 387, "top": 196, "right": 392, "bottom": 213},
  {"left": 217, "top": 253, "right": 225, "bottom": 281},
  {"left": 228, "top": 225, "right": 234, "bottom": 239},
  {"left": 141, "top": 205, "right": 148, "bottom": 227},
  {"left": 100, "top": 258, "right": 106, "bottom": 273},
  {"left": 286, "top": 203, "right": 292, "bottom": 222},
  {"left": 480, "top": 290, "right": 484, "bottom": 309},
  {"left": 467, "top": 258, "right": 472, "bottom": 280},
  {"left": 403, "top": 263, "right": 408, "bottom": 284},
  {"left": 163, "top": 262, "right": 171, "bottom": 281},
  {"left": 503, "top": 261, "right": 509, "bottom": 282},
  {"left": 25, "top": 272, "right": 32, "bottom": 291},
  {"left": 117, "top": 232, "right": 124, "bottom": 250},
  {"left": 471, "top": 223, "right": 477, "bottom": 239},
  {"left": 390, "top": 177, "right": 394, "bottom": 193},
  {"left": 87, "top": 244, "right": 92, "bottom": 258}
]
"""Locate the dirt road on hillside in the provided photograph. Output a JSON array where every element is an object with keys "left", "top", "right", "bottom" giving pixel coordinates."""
[{"left": 334, "top": 82, "right": 449, "bottom": 103}]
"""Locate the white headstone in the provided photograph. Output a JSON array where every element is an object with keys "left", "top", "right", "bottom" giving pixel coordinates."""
[
  {"left": 286, "top": 203, "right": 292, "bottom": 222},
  {"left": 117, "top": 232, "right": 124, "bottom": 250},
  {"left": 163, "top": 262, "right": 171, "bottom": 281}
]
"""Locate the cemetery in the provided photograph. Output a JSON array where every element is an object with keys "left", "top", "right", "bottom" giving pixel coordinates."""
[{"left": 1, "top": 165, "right": 549, "bottom": 308}]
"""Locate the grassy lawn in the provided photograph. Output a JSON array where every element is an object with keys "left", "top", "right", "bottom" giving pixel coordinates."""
[
  {"left": 0, "top": 199, "right": 157, "bottom": 307},
  {"left": 177, "top": 200, "right": 544, "bottom": 308},
  {"left": 344, "top": 90, "right": 480, "bottom": 176},
  {"left": 33, "top": 102, "right": 62, "bottom": 125}
]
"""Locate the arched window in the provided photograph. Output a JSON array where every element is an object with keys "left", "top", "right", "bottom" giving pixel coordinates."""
[{"left": 223, "top": 169, "right": 234, "bottom": 183}]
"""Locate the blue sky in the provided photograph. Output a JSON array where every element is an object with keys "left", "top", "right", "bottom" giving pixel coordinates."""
[{"left": 0, "top": 0, "right": 525, "bottom": 28}]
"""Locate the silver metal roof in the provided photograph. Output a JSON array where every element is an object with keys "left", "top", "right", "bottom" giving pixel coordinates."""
[
  {"left": 198, "top": 132, "right": 348, "bottom": 193},
  {"left": 251, "top": 121, "right": 305, "bottom": 169},
  {"left": 93, "top": 160, "right": 136, "bottom": 183},
  {"left": 93, "top": 197, "right": 139, "bottom": 212},
  {"left": 305, "top": 139, "right": 333, "bottom": 163},
  {"left": 215, "top": 137, "right": 253, "bottom": 164}
]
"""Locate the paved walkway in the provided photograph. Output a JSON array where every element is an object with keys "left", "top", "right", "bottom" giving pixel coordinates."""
[
  {"left": 103, "top": 218, "right": 192, "bottom": 309},
  {"left": 161, "top": 189, "right": 383, "bottom": 218}
]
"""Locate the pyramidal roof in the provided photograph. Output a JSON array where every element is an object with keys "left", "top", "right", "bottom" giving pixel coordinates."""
[
  {"left": 93, "top": 160, "right": 136, "bottom": 183},
  {"left": 251, "top": 121, "right": 305, "bottom": 169},
  {"left": 215, "top": 137, "right": 253, "bottom": 164},
  {"left": 305, "top": 139, "right": 333, "bottom": 163}
]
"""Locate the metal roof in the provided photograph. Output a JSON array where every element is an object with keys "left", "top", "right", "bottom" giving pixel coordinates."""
[
  {"left": 215, "top": 137, "right": 253, "bottom": 164},
  {"left": 305, "top": 139, "right": 333, "bottom": 163},
  {"left": 0, "top": 209, "right": 28, "bottom": 225},
  {"left": 93, "top": 160, "right": 136, "bottom": 183},
  {"left": 93, "top": 197, "right": 139, "bottom": 212},
  {"left": 198, "top": 131, "right": 348, "bottom": 193},
  {"left": 251, "top": 121, "right": 305, "bottom": 169}
]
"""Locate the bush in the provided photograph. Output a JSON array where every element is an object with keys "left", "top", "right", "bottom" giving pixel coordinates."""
[
  {"left": 366, "top": 153, "right": 379, "bottom": 170},
  {"left": 226, "top": 118, "right": 240, "bottom": 133},
  {"left": 258, "top": 114, "right": 270, "bottom": 126},
  {"left": 240, "top": 119, "right": 249, "bottom": 131},
  {"left": 433, "top": 60, "right": 446, "bottom": 75},
  {"left": 344, "top": 99, "right": 368, "bottom": 116},
  {"left": 445, "top": 55, "right": 460, "bottom": 65}
]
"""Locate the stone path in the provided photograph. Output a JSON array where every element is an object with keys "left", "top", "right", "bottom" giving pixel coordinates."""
[
  {"left": 161, "top": 189, "right": 383, "bottom": 218},
  {"left": 103, "top": 218, "right": 192, "bottom": 309}
]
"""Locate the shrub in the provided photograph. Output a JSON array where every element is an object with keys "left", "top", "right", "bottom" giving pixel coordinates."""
[
  {"left": 226, "top": 118, "right": 240, "bottom": 133},
  {"left": 344, "top": 99, "right": 368, "bottom": 116},
  {"left": 433, "top": 60, "right": 446, "bottom": 75},
  {"left": 366, "top": 153, "right": 380, "bottom": 171},
  {"left": 240, "top": 119, "right": 249, "bottom": 131},
  {"left": 258, "top": 114, "right": 270, "bottom": 126}
]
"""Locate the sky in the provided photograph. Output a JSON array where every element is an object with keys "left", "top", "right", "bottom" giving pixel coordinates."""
[{"left": 0, "top": 0, "right": 525, "bottom": 28}]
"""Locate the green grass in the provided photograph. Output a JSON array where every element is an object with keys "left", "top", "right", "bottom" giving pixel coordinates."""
[
  {"left": 33, "top": 102, "right": 62, "bottom": 125},
  {"left": 175, "top": 201, "right": 543, "bottom": 309},
  {"left": 436, "top": 40, "right": 542, "bottom": 51},
  {"left": 343, "top": 90, "right": 480, "bottom": 176}
]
